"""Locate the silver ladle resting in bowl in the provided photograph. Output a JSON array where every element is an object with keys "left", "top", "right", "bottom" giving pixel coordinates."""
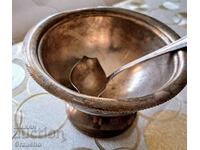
[{"left": 69, "top": 36, "right": 187, "bottom": 96}]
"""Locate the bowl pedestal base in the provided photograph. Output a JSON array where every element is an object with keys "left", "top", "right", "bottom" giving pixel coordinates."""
[{"left": 66, "top": 107, "right": 137, "bottom": 138}]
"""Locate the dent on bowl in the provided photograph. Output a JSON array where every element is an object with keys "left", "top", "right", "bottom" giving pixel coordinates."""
[{"left": 24, "top": 7, "right": 186, "bottom": 116}]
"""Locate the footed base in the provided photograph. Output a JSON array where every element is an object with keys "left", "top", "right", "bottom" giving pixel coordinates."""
[{"left": 66, "top": 107, "right": 137, "bottom": 138}]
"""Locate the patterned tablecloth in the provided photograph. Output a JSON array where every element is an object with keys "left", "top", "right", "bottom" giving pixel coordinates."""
[{"left": 12, "top": 0, "right": 187, "bottom": 149}]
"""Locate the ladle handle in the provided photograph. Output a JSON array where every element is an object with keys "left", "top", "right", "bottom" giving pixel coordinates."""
[{"left": 108, "top": 36, "right": 187, "bottom": 81}]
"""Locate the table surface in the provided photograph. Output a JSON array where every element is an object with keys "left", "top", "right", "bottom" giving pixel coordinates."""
[{"left": 12, "top": 0, "right": 187, "bottom": 149}]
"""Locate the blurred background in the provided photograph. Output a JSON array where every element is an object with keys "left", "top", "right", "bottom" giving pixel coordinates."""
[
  {"left": 12, "top": 0, "right": 123, "bottom": 43},
  {"left": 12, "top": 0, "right": 186, "bottom": 43}
]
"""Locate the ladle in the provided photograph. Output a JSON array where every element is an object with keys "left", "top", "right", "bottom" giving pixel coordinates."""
[{"left": 69, "top": 36, "right": 187, "bottom": 96}]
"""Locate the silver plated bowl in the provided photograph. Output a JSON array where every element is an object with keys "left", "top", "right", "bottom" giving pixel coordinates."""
[{"left": 24, "top": 7, "right": 187, "bottom": 137}]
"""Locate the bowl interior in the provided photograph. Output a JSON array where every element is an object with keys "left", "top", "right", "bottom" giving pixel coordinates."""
[{"left": 39, "top": 15, "right": 176, "bottom": 99}]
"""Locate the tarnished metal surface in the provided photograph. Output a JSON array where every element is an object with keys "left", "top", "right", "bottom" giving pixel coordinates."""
[
  {"left": 24, "top": 7, "right": 186, "bottom": 114},
  {"left": 69, "top": 56, "right": 107, "bottom": 96},
  {"left": 69, "top": 36, "right": 186, "bottom": 98},
  {"left": 23, "top": 7, "right": 186, "bottom": 137}
]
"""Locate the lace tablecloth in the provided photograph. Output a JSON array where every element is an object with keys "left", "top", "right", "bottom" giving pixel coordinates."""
[{"left": 12, "top": 0, "right": 187, "bottom": 149}]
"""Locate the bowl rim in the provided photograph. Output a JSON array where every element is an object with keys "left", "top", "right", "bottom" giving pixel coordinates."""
[{"left": 23, "top": 7, "right": 187, "bottom": 115}]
